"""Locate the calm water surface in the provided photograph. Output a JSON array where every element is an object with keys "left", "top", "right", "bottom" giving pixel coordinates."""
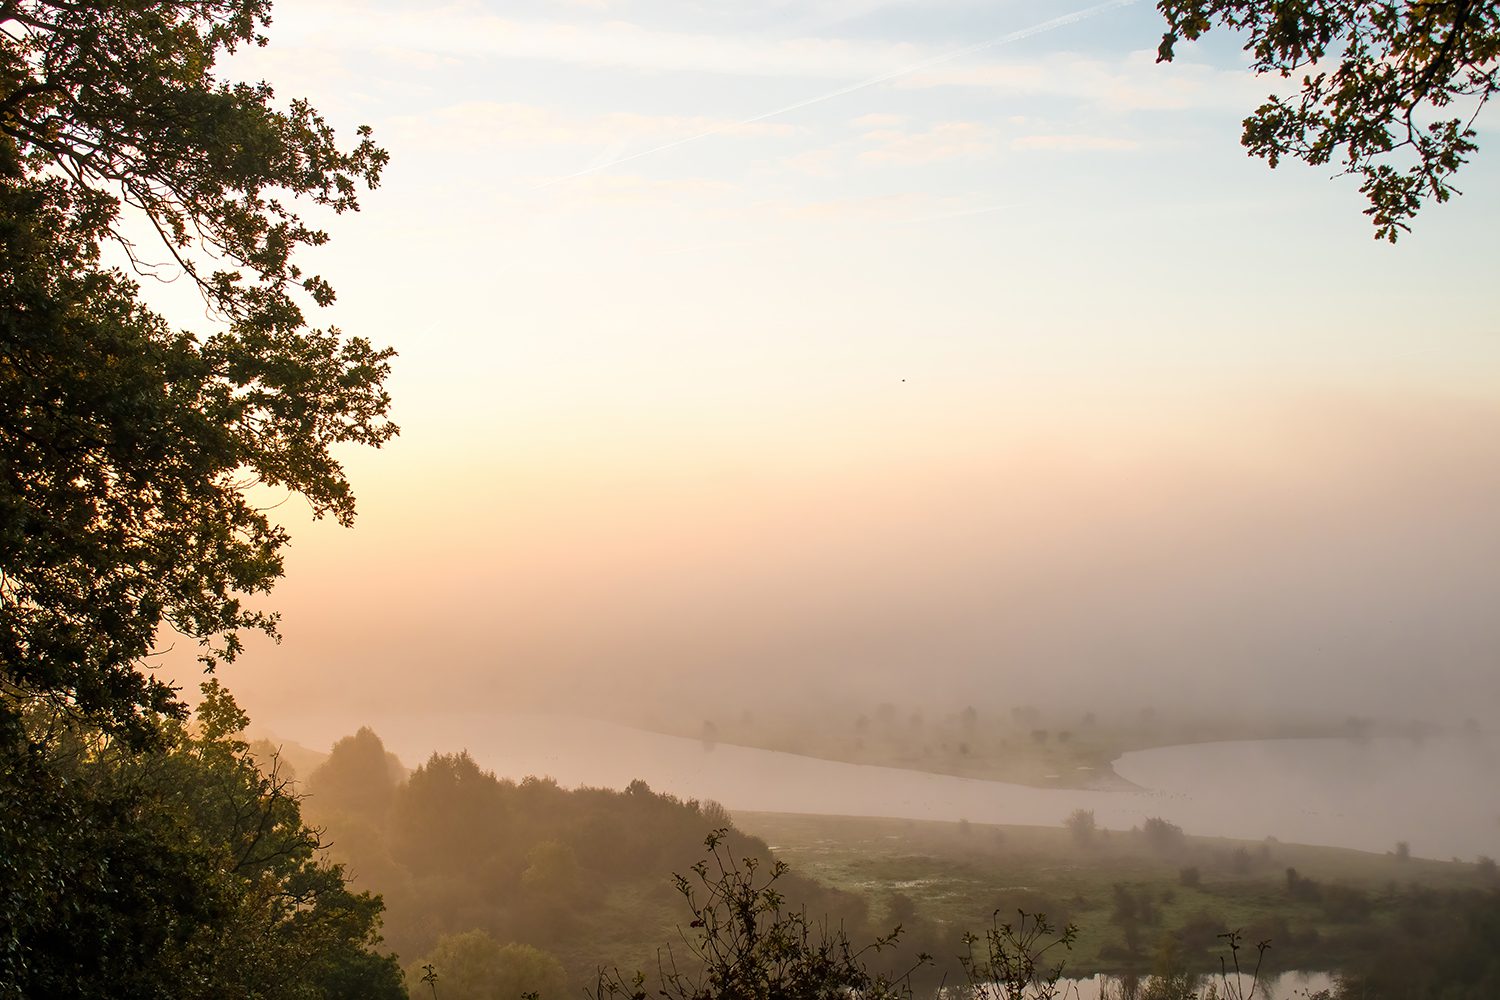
[{"left": 280, "top": 712, "right": 1499, "bottom": 859}]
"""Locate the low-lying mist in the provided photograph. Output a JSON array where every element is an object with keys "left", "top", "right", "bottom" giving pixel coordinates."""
[{"left": 188, "top": 388, "right": 1500, "bottom": 737}]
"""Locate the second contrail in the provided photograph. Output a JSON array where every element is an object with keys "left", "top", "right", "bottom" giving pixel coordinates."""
[{"left": 539, "top": 0, "right": 1139, "bottom": 188}]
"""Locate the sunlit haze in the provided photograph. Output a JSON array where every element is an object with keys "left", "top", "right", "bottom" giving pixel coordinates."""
[{"left": 147, "top": 0, "right": 1499, "bottom": 740}]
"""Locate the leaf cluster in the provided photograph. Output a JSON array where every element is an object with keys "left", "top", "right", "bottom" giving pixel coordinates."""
[
  {"left": 0, "top": 0, "right": 394, "bottom": 740},
  {"left": 959, "top": 909, "right": 1079, "bottom": 1000},
  {"left": 1157, "top": 0, "right": 1498, "bottom": 238},
  {"left": 0, "top": 680, "right": 405, "bottom": 999}
]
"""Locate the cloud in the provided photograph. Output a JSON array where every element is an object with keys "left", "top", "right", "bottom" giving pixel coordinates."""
[
  {"left": 900, "top": 49, "right": 1273, "bottom": 112},
  {"left": 253, "top": 2, "right": 1240, "bottom": 119},
  {"left": 1011, "top": 133, "right": 1141, "bottom": 151},
  {"left": 392, "top": 101, "right": 802, "bottom": 151},
  {"left": 850, "top": 112, "right": 908, "bottom": 129},
  {"left": 858, "top": 121, "right": 1001, "bottom": 165},
  {"left": 560, "top": 173, "right": 741, "bottom": 204},
  {"left": 775, "top": 191, "right": 922, "bottom": 220},
  {"left": 776, "top": 147, "right": 843, "bottom": 178},
  {"left": 262, "top": 3, "right": 928, "bottom": 80}
]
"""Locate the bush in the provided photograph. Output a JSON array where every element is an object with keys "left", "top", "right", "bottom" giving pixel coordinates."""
[
  {"left": 589, "top": 830, "right": 921, "bottom": 1000},
  {"left": 960, "top": 910, "right": 1078, "bottom": 1000},
  {"left": 408, "top": 931, "right": 566, "bottom": 1000},
  {"left": 1142, "top": 818, "right": 1185, "bottom": 854},
  {"left": 1065, "top": 809, "right": 1098, "bottom": 847}
]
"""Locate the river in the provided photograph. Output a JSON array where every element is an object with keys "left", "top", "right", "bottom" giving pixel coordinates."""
[{"left": 277, "top": 711, "right": 1500, "bottom": 860}]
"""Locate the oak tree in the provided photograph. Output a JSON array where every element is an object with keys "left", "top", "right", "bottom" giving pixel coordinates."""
[
  {"left": 0, "top": 1, "right": 393, "bottom": 740},
  {"left": 1157, "top": 0, "right": 1499, "bottom": 239}
]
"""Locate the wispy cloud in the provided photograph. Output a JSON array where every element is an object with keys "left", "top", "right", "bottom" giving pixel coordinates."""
[
  {"left": 850, "top": 112, "right": 909, "bottom": 129},
  {"left": 261, "top": 3, "right": 928, "bottom": 79},
  {"left": 901, "top": 49, "right": 1270, "bottom": 112},
  {"left": 534, "top": 0, "right": 1139, "bottom": 184},
  {"left": 560, "top": 173, "right": 741, "bottom": 204},
  {"left": 392, "top": 101, "right": 802, "bottom": 150},
  {"left": 859, "top": 121, "right": 1001, "bottom": 165},
  {"left": 1012, "top": 133, "right": 1140, "bottom": 151}
]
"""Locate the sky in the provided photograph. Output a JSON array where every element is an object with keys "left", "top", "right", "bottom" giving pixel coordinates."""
[{"left": 156, "top": 0, "right": 1500, "bottom": 736}]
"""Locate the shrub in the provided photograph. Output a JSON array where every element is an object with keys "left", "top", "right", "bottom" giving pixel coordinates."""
[
  {"left": 589, "top": 830, "right": 921, "bottom": 1000},
  {"left": 1142, "top": 818, "right": 1185, "bottom": 854},
  {"left": 1065, "top": 809, "right": 1098, "bottom": 847}
]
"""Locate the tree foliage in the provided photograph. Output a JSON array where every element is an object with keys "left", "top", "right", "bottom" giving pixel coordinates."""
[
  {"left": 407, "top": 931, "right": 568, "bottom": 1000},
  {"left": 0, "top": 0, "right": 392, "bottom": 741},
  {"left": 0, "top": 681, "right": 405, "bottom": 1000},
  {"left": 1156, "top": 0, "right": 1499, "bottom": 238},
  {"left": 960, "top": 910, "right": 1079, "bottom": 1000}
]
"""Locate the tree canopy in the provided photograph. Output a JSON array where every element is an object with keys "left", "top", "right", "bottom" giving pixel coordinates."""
[
  {"left": 0, "top": 682, "right": 406, "bottom": 999},
  {"left": 0, "top": 0, "right": 393, "bottom": 741},
  {"left": 1156, "top": 0, "right": 1498, "bottom": 239}
]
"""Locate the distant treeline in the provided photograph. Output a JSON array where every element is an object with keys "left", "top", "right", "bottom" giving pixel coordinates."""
[
  {"left": 283, "top": 727, "right": 1500, "bottom": 999},
  {"left": 290, "top": 728, "right": 877, "bottom": 990}
]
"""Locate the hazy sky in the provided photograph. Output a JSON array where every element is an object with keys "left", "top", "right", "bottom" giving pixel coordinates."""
[{"left": 156, "top": 0, "right": 1499, "bottom": 732}]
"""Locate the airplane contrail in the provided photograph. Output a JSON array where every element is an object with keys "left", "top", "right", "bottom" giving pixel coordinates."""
[{"left": 539, "top": 0, "right": 1139, "bottom": 188}]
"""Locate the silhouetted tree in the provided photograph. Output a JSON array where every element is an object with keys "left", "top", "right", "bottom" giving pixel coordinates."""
[
  {"left": 1156, "top": 0, "right": 1499, "bottom": 238},
  {"left": 0, "top": 0, "right": 392, "bottom": 743}
]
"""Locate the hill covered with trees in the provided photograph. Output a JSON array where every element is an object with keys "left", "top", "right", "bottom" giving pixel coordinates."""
[{"left": 295, "top": 728, "right": 879, "bottom": 991}]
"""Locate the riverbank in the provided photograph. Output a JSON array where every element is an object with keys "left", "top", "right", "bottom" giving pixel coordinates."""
[
  {"left": 626, "top": 710, "right": 1393, "bottom": 791},
  {"left": 734, "top": 810, "right": 1496, "bottom": 976}
]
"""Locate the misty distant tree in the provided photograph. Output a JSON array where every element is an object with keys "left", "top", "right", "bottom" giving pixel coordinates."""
[
  {"left": 308, "top": 726, "right": 402, "bottom": 823},
  {"left": 1394, "top": 840, "right": 1411, "bottom": 861},
  {"left": 1110, "top": 884, "right": 1151, "bottom": 958},
  {"left": 1141, "top": 817, "right": 1185, "bottom": 854},
  {"left": 522, "top": 839, "right": 583, "bottom": 900},
  {"left": 392, "top": 751, "right": 511, "bottom": 882},
  {"left": 1285, "top": 866, "right": 1323, "bottom": 902},
  {"left": 1065, "top": 809, "right": 1098, "bottom": 847}
]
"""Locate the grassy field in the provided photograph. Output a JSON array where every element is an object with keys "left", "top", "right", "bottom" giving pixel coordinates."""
[{"left": 733, "top": 810, "right": 1494, "bottom": 977}]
